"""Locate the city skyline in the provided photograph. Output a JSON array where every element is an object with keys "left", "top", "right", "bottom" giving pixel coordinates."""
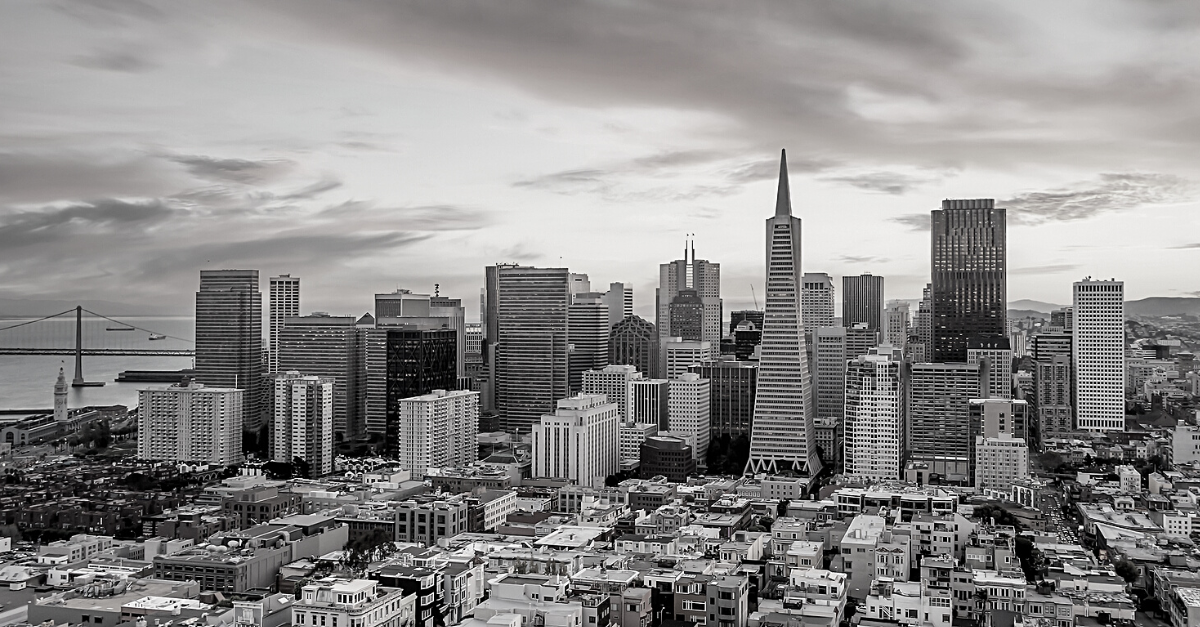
[{"left": 2, "top": 2, "right": 1199, "bottom": 321}]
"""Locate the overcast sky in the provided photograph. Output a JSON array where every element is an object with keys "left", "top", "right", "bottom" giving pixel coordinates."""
[{"left": 2, "top": 0, "right": 1199, "bottom": 321}]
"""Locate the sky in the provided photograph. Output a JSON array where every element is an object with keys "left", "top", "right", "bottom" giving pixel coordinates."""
[{"left": 2, "top": 0, "right": 1200, "bottom": 322}]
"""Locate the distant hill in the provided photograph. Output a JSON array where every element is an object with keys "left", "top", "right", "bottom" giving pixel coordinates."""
[
  {"left": 1126, "top": 297, "right": 1200, "bottom": 317},
  {"left": 0, "top": 298, "right": 182, "bottom": 318},
  {"left": 1009, "top": 309, "right": 1049, "bottom": 320},
  {"left": 1008, "top": 299, "right": 1064, "bottom": 314}
]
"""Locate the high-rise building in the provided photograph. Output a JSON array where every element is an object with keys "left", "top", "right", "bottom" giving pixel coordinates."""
[
  {"left": 930, "top": 199, "right": 1007, "bottom": 363},
  {"left": 668, "top": 289, "right": 705, "bottom": 341},
  {"left": 970, "top": 399, "right": 1030, "bottom": 490},
  {"left": 846, "top": 323, "right": 880, "bottom": 362},
  {"left": 375, "top": 290, "right": 432, "bottom": 318},
  {"left": 602, "top": 282, "right": 634, "bottom": 328},
  {"left": 664, "top": 338, "right": 715, "bottom": 379},
  {"left": 746, "top": 150, "right": 821, "bottom": 476},
  {"left": 730, "top": 310, "right": 766, "bottom": 335},
  {"left": 582, "top": 365, "right": 643, "bottom": 422},
  {"left": 277, "top": 315, "right": 361, "bottom": 444},
  {"left": 379, "top": 326, "right": 458, "bottom": 455},
  {"left": 629, "top": 379, "right": 670, "bottom": 428},
  {"left": 1050, "top": 307, "right": 1074, "bottom": 331},
  {"left": 396, "top": 389, "right": 479, "bottom": 479},
  {"left": 688, "top": 358, "right": 757, "bottom": 438},
  {"left": 668, "top": 373, "right": 711, "bottom": 461},
  {"left": 531, "top": 394, "right": 619, "bottom": 488},
  {"left": 464, "top": 322, "right": 483, "bottom": 387},
  {"left": 568, "top": 293, "right": 610, "bottom": 392},
  {"left": 967, "top": 336, "right": 1013, "bottom": 399},
  {"left": 270, "top": 371, "right": 333, "bottom": 477},
  {"left": 732, "top": 321, "right": 762, "bottom": 361},
  {"left": 430, "top": 296, "right": 467, "bottom": 378},
  {"left": 842, "top": 274, "right": 885, "bottom": 332},
  {"left": 885, "top": 302, "right": 910, "bottom": 351},
  {"left": 801, "top": 273, "right": 835, "bottom": 335},
  {"left": 657, "top": 241, "right": 722, "bottom": 374},
  {"left": 639, "top": 435, "right": 695, "bottom": 482},
  {"left": 843, "top": 346, "right": 905, "bottom": 481},
  {"left": 1037, "top": 355, "right": 1073, "bottom": 440},
  {"left": 620, "top": 421, "right": 658, "bottom": 469},
  {"left": 907, "top": 362, "right": 982, "bottom": 483},
  {"left": 485, "top": 265, "right": 571, "bottom": 434},
  {"left": 814, "top": 326, "right": 848, "bottom": 422},
  {"left": 609, "top": 315, "right": 659, "bottom": 379},
  {"left": 911, "top": 284, "right": 933, "bottom": 363},
  {"left": 268, "top": 275, "right": 300, "bottom": 375},
  {"left": 138, "top": 380, "right": 243, "bottom": 465},
  {"left": 195, "top": 270, "right": 263, "bottom": 434},
  {"left": 1031, "top": 330, "right": 1072, "bottom": 361},
  {"left": 1073, "top": 279, "right": 1125, "bottom": 432}
]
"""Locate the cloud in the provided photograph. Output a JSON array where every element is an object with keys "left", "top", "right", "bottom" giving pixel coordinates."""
[
  {"left": 169, "top": 155, "right": 295, "bottom": 185},
  {"left": 891, "top": 213, "right": 929, "bottom": 230},
  {"left": 837, "top": 254, "right": 890, "bottom": 264},
  {"left": 1010, "top": 263, "right": 1080, "bottom": 275},
  {"left": 0, "top": 198, "right": 175, "bottom": 249},
  {"left": 317, "top": 201, "right": 491, "bottom": 231},
  {"left": 70, "top": 48, "right": 156, "bottom": 73},
  {"left": 279, "top": 178, "right": 343, "bottom": 200},
  {"left": 1002, "top": 173, "right": 1195, "bottom": 225},
  {"left": 513, "top": 169, "right": 610, "bottom": 194},
  {"left": 0, "top": 151, "right": 184, "bottom": 204},
  {"left": 822, "top": 171, "right": 939, "bottom": 195},
  {"left": 499, "top": 243, "right": 541, "bottom": 261}
]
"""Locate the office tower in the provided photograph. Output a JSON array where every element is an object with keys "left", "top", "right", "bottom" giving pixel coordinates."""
[
  {"left": 195, "top": 269, "right": 263, "bottom": 434},
  {"left": 378, "top": 326, "right": 458, "bottom": 455},
  {"left": 930, "top": 199, "right": 1007, "bottom": 363},
  {"left": 277, "top": 315, "right": 360, "bottom": 443},
  {"left": 730, "top": 310, "right": 765, "bottom": 335},
  {"left": 620, "top": 422, "right": 658, "bottom": 469},
  {"left": 375, "top": 289, "right": 432, "bottom": 318},
  {"left": 569, "top": 273, "right": 591, "bottom": 296},
  {"left": 582, "top": 365, "right": 642, "bottom": 422},
  {"left": 668, "top": 289, "right": 706, "bottom": 341},
  {"left": 485, "top": 265, "right": 571, "bottom": 434},
  {"left": 846, "top": 323, "right": 880, "bottom": 361},
  {"left": 970, "top": 399, "right": 1030, "bottom": 490},
  {"left": 814, "top": 327, "right": 847, "bottom": 421},
  {"left": 268, "top": 274, "right": 300, "bottom": 375},
  {"left": 531, "top": 394, "right": 619, "bottom": 488},
  {"left": 629, "top": 379, "right": 670, "bottom": 428},
  {"left": 430, "top": 296, "right": 467, "bottom": 378},
  {"left": 610, "top": 315, "right": 659, "bottom": 379},
  {"left": 657, "top": 241, "right": 722, "bottom": 373},
  {"left": 843, "top": 346, "right": 905, "bottom": 480},
  {"left": 53, "top": 367, "right": 67, "bottom": 423},
  {"left": 907, "top": 362, "right": 982, "bottom": 483},
  {"left": 270, "top": 371, "right": 333, "bottom": 477},
  {"left": 568, "top": 292, "right": 611, "bottom": 392},
  {"left": 1031, "top": 330, "right": 1072, "bottom": 361},
  {"left": 138, "top": 380, "right": 243, "bottom": 465},
  {"left": 801, "top": 273, "right": 835, "bottom": 334},
  {"left": 746, "top": 150, "right": 821, "bottom": 476},
  {"left": 910, "top": 284, "right": 933, "bottom": 363},
  {"left": 967, "top": 336, "right": 1014, "bottom": 399},
  {"left": 885, "top": 302, "right": 910, "bottom": 350},
  {"left": 842, "top": 273, "right": 885, "bottom": 332},
  {"left": 1037, "top": 355, "right": 1073, "bottom": 439},
  {"left": 668, "top": 373, "right": 711, "bottom": 461},
  {"left": 732, "top": 321, "right": 762, "bottom": 361},
  {"left": 1009, "top": 330, "right": 1027, "bottom": 358},
  {"left": 1073, "top": 279, "right": 1125, "bottom": 432},
  {"left": 602, "top": 282, "right": 635, "bottom": 328},
  {"left": 1050, "top": 307, "right": 1074, "bottom": 331},
  {"left": 688, "top": 358, "right": 757, "bottom": 438},
  {"left": 664, "top": 338, "right": 715, "bottom": 379},
  {"left": 396, "top": 388, "right": 479, "bottom": 478},
  {"left": 464, "top": 323, "right": 483, "bottom": 383}
]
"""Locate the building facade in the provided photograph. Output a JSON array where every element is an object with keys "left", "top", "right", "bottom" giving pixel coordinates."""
[
  {"left": 195, "top": 269, "right": 263, "bottom": 434},
  {"left": 907, "top": 363, "right": 982, "bottom": 483},
  {"left": 582, "top": 364, "right": 642, "bottom": 422},
  {"left": 1073, "top": 279, "right": 1125, "bottom": 432},
  {"left": 396, "top": 389, "right": 479, "bottom": 479},
  {"left": 1037, "top": 355, "right": 1073, "bottom": 439},
  {"left": 842, "top": 273, "right": 885, "bottom": 332},
  {"left": 930, "top": 199, "right": 1007, "bottom": 363},
  {"left": 967, "top": 336, "right": 1014, "bottom": 399},
  {"left": 843, "top": 347, "right": 906, "bottom": 481},
  {"left": 268, "top": 274, "right": 299, "bottom": 375},
  {"left": 531, "top": 395, "right": 620, "bottom": 488},
  {"left": 568, "top": 293, "right": 611, "bottom": 393},
  {"left": 664, "top": 339, "right": 715, "bottom": 380},
  {"left": 138, "top": 380, "right": 243, "bottom": 465},
  {"left": 270, "top": 372, "right": 333, "bottom": 477},
  {"left": 801, "top": 273, "right": 835, "bottom": 335},
  {"left": 668, "top": 373, "right": 711, "bottom": 461},
  {"left": 277, "top": 315, "right": 361, "bottom": 444},
  {"left": 609, "top": 315, "right": 659, "bottom": 379},
  {"left": 688, "top": 359, "right": 757, "bottom": 438}
]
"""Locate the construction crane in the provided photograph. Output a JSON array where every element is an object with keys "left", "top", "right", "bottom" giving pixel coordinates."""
[{"left": 750, "top": 284, "right": 760, "bottom": 310}]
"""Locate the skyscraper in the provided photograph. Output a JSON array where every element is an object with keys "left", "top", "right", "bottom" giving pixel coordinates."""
[
  {"left": 486, "top": 265, "right": 571, "bottom": 434},
  {"left": 582, "top": 364, "right": 643, "bottom": 422},
  {"left": 664, "top": 338, "right": 715, "bottom": 380},
  {"left": 657, "top": 241, "right": 721, "bottom": 374},
  {"left": 602, "top": 282, "right": 635, "bottom": 328},
  {"left": 1073, "top": 278, "right": 1125, "bottom": 432},
  {"left": 907, "top": 362, "right": 983, "bottom": 483},
  {"left": 268, "top": 274, "right": 299, "bottom": 375},
  {"left": 885, "top": 302, "right": 910, "bottom": 350},
  {"left": 930, "top": 199, "right": 1007, "bottom": 363},
  {"left": 195, "top": 270, "right": 263, "bottom": 435},
  {"left": 1037, "top": 355, "right": 1073, "bottom": 440},
  {"left": 668, "top": 289, "right": 705, "bottom": 341},
  {"left": 277, "top": 314, "right": 360, "bottom": 443},
  {"left": 843, "top": 346, "right": 905, "bottom": 480},
  {"left": 609, "top": 315, "right": 659, "bottom": 379},
  {"left": 746, "top": 150, "right": 821, "bottom": 476},
  {"left": 270, "top": 371, "right": 333, "bottom": 477},
  {"left": 430, "top": 296, "right": 467, "bottom": 378},
  {"left": 568, "top": 293, "right": 611, "bottom": 392},
  {"left": 814, "top": 326, "right": 848, "bottom": 422},
  {"left": 842, "top": 273, "right": 885, "bottom": 332},
  {"left": 730, "top": 310, "right": 766, "bottom": 335},
  {"left": 688, "top": 358, "right": 757, "bottom": 439},
  {"left": 911, "top": 284, "right": 933, "bottom": 363},
  {"left": 138, "top": 380, "right": 243, "bottom": 465},
  {"left": 801, "top": 273, "right": 835, "bottom": 334},
  {"left": 668, "top": 372, "right": 711, "bottom": 461},
  {"left": 396, "top": 389, "right": 479, "bottom": 478},
  {"left": 967, "top": 336, "right": 1013, "bottom": 399},
  {"left": 381, "top": 326, "right": 458, "bottom": 455}
]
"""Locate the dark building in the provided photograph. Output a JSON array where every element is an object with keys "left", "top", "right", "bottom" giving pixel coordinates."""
[
  {"left": 1031, "top": 330, "right": 1072, "bottom": 362},
  {"left": 729, "top": 310, "right": 765, "bottom": 336},
  {"left": 931, "top": 199, "right": 1007, "bottom": 363},
  {"left": 732, "top": 322, "right": 761, "bottom": 361},
  {"left": 384, "top": 328, "right": 457, "bottom": 456},
  {"left": 688, "top": 358, "right": 757, "bottom": 438},
  {"left": 640, "top": 436, "right": 695, "bottom": 482},
  {"left": 842, "top": 273, "right": 885, "bottom": 331},
  {"left": 277, "top": 315, "right": 361, "bottom": 443},
  {"left": 609, "top": 315, "right": 659, "bottom": 379},
  {"left": 376, "top": 565, "right": 445, "bottom": 627},
  {"left": 668, "top": 289, "right": 705, "bottom": 341},
  {"left": 194, "top": 270, "right": 264, "bottom": 436}
]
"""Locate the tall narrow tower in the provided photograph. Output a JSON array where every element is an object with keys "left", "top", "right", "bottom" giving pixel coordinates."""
[
  {"left": 54, "top": 367, "right": 68, "bottom": 422},
  {"left": 746, "top": 150, "right": 821, "bottom": 476},
  {"left": 269, "top": 275, "right": 300, "bottom": 374}
]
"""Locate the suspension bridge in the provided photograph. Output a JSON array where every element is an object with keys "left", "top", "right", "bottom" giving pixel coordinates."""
[{"left": 0, "top": 306, "right": 194, "bottom": 387}]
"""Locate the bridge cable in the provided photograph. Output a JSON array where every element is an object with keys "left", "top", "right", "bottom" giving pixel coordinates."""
[
  {"left": 80, "top": 309, "right": 194, "bottom": 343},
  {"left": 0, "top": 309, "right": 76, "bottom": 333}
]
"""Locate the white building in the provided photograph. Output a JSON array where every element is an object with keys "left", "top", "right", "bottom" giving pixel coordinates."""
[
  {"left": 801, "top": 273, "right": 835, "bottom": 335},
  {"left": 396, "top": 389, "right": 479, "bottom": 479},
  {"left": 629, "top": 379, "right": 669, "bottom": 427},
  {"left": 582, "top": 364, "right": 642, "bottom": 421},
  {"left": 138, "top": 380, "right": 243, "bottom": 465},
  {"left": 968, "top": 340, "right": 1014, "bottom": 400},
  {"left": 268, "top": 274, "right": 300, "bottom": 374},
  {"left": 532, "top": 394, "right": 620, "bottom": 487},
  {"left": 664, "top": 338, "right": 715, "bottom": 380},
  {"left": 844, "top": 346, "right": 905, "bottom": 480},
  {"left": 973, "top": 398, "right": 1029, "bottom": 491},
  {"left": 271, "top": 371, "right": 334, "bottom": 477},
  {"left": 1073, "top": 279, "right": 1125, "bottom": 431},
  {"left": 620, "top": 422, "right": 658, "bottom": 467},
  {"left": 885, "top": 302, "right": 910, "bottom": 351},
  {"left": 293, "top": 578, "right": 413, "bottom": 627},
  {"left": 1174, "top": 421, "right": 1200, "bottom": 466},
  {"left": 1116, "top": 465, "right": 1141, "bottom": 494},
  {"left": 668, "top": 373, "right": 711, "bottom": 461}
]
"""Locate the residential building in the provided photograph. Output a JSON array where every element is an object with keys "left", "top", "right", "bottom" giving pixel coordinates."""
[
  {"left": 531, "top": 394, "right": 619, "bottom": 487},
  {"left": 843, "top": 273, "right": 885, "bottom": 332},
  {"left": 270, "top": 372, "right": 333, "bottom": 477},
  {"left": 1037, "top": 355, "right": 1073, "bottom": 439},
  {"left": 688, "top": 358, "right": 757, "bottom": 438},
  {"left": 801, "top": 273, "right": 835, "bottom": 335},
  {"left": 930, "top": 199, "right": 1007, "bottom": 363},
  {"left": 396, "top": 389, "right": 479, "bottom": 479},
  {"left": 1073, "top": 278, "right": 1125, "bottom": 431},
  {"left": 268, "top": 274, "right": 299, "bottom": 375},
  {"left": 138, "top": 380, "right": 243, "bottom": 465},
  {"left": 195, "top": 269, "right": 263, "bottom": 433},
  {"left": 967, "top": 335, "right": 1013, "bottom": 399},
  {"left": 844, "top": 346, "right": 906, "bottom": 481},
  {"left": 668, "top": 373, "right": 711, "bottom": 461},
  {"left": 747, "top": 151, "right": 821, "bottom": 476},
  {"left": 293, "top": 579, "right": 413, "bottom": 627}
]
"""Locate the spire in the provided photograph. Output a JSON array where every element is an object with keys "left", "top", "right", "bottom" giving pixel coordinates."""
[{"left": 775, "top": 148, "right": 792, "bottom": 217}]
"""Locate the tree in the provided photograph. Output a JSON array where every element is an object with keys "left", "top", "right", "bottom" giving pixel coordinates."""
[
  {"left": 777, "top": 499, "right": 790, "bottom": 517},
  {"left": 292, "top": 456, "right": 312, "bottom": 480},
  {"left": 1015, "top": 535, "right": 1043, "bottom": 582},
  {"left": 1113, "top": 559, "right": 1139, "bottom": 584}
]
